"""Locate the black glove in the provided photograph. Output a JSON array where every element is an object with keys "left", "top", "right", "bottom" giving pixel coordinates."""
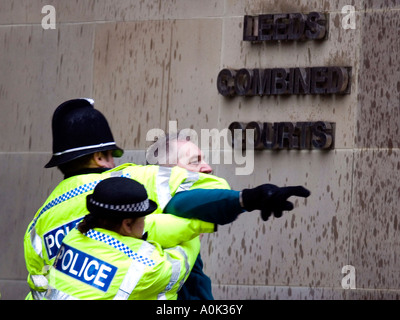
[{"left": 241, "top": 184, "right": 311, "bottom": 221}]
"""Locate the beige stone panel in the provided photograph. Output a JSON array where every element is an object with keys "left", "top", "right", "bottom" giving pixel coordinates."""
[
  {"left": 0, "top": 0, "right": 29, "bottom": 24},
  {"left": 160, "top": 0, "right": 224, "bottom": 19},
  {"left": 212, "top": 284, "right": 400, "bottom": 300},
  {"left": 224, "top": 0, "right": 363, "bottom": 16},
  {"left": 356, "top": 9, "right": 400, "bottom": 148},
  {"left": 201, "top": 149, "right": 353, "bottom": 289},
  {"left": 0, "top": 152, "right": 62, "bottom": 281},
  {"left": 95, "top": 0, "right": 224, "bottom": 22},
  {"left": 93, "top": 21, "right": 172, "bottom": 150},
  {"left": 346, "top": 288, "right": 400, "bottom": 300},
  {"left": 0, "top": 24, "right": 94, "bottom": 152},
  {"left": 217, "top": 12, "right": 360, "bottom": 149},
  {"left": 0, "top": 0, "right": 224, "bottom": 24},
  {"left": 212, "top": 284, "right": 347, "bottom": 300},
  {"left": 0, "top": 0, "right": 98, "bottom": 24},
  {"left": 0, "top": 280, "right": 30, "bottom": 300},
  {"left": 0, "top": 26, "right": 56, "bottom": 152},
  {"left": 361, "top": 0, "right": 400, "bottom": 10},
  {"left": 350, "top": 149, "right": 400, "bottom": 290},
  {"left": 0, "top": 0, "right": 100, "bottom": 24},
  {"left": 166, "top": 19, "right": 223, "bottom": 141},
  {"left": 115, "top": 150, "right": 147, "bottom": 166}
]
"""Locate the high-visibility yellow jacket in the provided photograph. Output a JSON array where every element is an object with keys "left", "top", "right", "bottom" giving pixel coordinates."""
[
  {"left": 44, "top": 215, "right": 214, "bottom": 300},
  {"left": 24, "top": 163, "right": 230, "bottom": 299}
]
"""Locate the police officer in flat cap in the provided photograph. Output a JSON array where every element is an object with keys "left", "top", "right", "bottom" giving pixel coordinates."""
[{"left": 45, "top": 177, "right": 216, "bottom": 300}]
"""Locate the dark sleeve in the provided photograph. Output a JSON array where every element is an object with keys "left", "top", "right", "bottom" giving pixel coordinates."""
[{"left": 164, "top": 189, "right": 245, "bottom": 225}]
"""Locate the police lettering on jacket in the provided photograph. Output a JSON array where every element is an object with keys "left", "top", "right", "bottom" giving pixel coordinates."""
[
  {"left": 53, "top": 243, "right": 117, "bottom": 292},
  {"left": 44, "top": 218, "right": 82, "bottom": 260}
]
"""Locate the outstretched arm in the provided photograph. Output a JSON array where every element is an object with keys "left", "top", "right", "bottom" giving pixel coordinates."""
[
  {"left": 165, "top": 184, "right": 311, "bottom": 224},
  {"left": 165, "top": 189, "right": 244, "bottom": 225}
]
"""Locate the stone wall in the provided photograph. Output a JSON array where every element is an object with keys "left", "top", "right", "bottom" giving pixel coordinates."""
[{"left": 0, "top": 0, "right": 399, "bottom": 299}]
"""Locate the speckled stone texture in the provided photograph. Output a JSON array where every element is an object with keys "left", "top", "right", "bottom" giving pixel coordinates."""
[{"left": 1, "top": 0, "right": 399, "bottom": 299}]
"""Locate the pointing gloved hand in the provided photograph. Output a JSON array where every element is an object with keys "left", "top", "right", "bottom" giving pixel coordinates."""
[{"left": 241, "top": 184, "right": 311, "bottom": 221}]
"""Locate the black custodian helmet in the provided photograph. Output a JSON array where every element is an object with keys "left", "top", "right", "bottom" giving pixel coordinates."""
[{"left": 44, "top": 98, "right": 123, "bottom": 168}]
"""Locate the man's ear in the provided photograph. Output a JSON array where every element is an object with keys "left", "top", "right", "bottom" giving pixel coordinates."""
[{"left": 93, "top": 151, "right": 114, "bottom": 168}]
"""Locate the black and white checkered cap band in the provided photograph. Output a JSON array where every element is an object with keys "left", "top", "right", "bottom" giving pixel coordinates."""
[{"left": 89, "top": 197, "right": 150, "bottom": 212}]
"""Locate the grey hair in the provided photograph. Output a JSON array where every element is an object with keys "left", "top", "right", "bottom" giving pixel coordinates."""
[{"left": 146, "top": 131, "right": 192, "bottom": 165}]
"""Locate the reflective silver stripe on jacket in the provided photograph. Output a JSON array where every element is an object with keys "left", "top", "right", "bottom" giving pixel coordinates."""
[
  {"left": 114, "top": 242, "right": 155, "bottom": 300},
  {"left": 176, "top": 171, "right": 199, "bottom": 193},
  {"left": 156, "top": 167, "right": 200, "bottom": 209},
  {"left": 44, "top": 286, "right": 77, "bottom": 300},
  {"left": 156, "top": 167, "right": 173, "bottom": 209},
  {"left": 31, "top": 288, "right": 47, "bottom": 300},
  {"left": 30, "top": 227, "right": 43, "bottom": 258},
  {"left": 174, "top": 246, "right": 190, "bottom": 290},
  {"left": 30, "top": 274, "right": 48, "bottom": 288},
  {"left": 157, "top": 246, "right": 189, "bottom": 300},
  {"left": 30, "top": 265, "right": 50, "bottom": 300},
  {"left": 113, "top": 261, "right": 144, "bottom": 300},
  {"left": 157, "top": 253, "right": 181, "bottom": 300}
]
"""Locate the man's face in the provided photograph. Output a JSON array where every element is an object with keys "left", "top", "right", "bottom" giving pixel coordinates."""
[{"left": 173, "top": 141, "right": 213, "bottom": 174}]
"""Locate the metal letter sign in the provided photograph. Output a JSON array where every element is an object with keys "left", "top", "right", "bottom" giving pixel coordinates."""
[
  {"left": 221, "top": 11, "right": 345, "bottom": 151},
  {"left": 228, "top": 121, "right": 335, "bottom": 151},
  {"left": 217, "top": 67, "right": 352, "bottom": 97},
  {"left": 243, "top": 12, "right": 327, "bottom": 42}
]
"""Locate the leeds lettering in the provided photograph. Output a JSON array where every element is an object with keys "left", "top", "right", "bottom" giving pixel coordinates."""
[
  {"left": 217, "top": 67, "right": 351, "bottom": 97},
  {"left": 243, "top": 12, "right": 327, "bottom": 41}
]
